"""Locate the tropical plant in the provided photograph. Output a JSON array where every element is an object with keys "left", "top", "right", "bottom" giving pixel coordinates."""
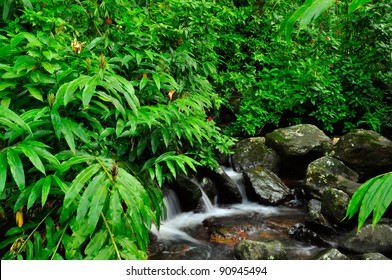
[
  {"left": 345, "top": 172, "right": 392, "bottom": 231},
  {"left": 0, "top": 0, "right": 235, "bottom": 260}
]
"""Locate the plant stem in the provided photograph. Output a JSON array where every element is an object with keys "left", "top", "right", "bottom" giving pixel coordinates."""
[{"left": 100, "top": 211, "right": 121, "bottom": 260}]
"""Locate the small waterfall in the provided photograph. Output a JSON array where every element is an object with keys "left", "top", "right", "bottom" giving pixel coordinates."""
[
  {"left": 223, "top": 166, "right": 248, "bottom": 203},
  {"left": 199, "top": 187, "right": 216, "bottom": 213},
  {"left": 162, "top": 189, "right": 182, "bottom": 221}
]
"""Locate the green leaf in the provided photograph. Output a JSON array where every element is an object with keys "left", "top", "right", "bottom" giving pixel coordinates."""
[
  {"left": 61, "top": 119, "right": 76, "bottom": 154},
  {"left": 27, "top": 178, "right": 44, "bottom": 210},
  {"left": 116, "top": 119, "right": 125, "bottom": 137},
  {"left": 0, "top": 81, "right": 17, "bottom": 91},
  {"left": 64, "top": 75, "right": 90, "bottom": 106},
  {"left": 26, "top": 240, "right": 34, "bottom": 260},
  {"left": 0, "top": 153, "right": 7, "bottom": 196},
  {"left": 25, "top": 85, "right": 43, "bottom": 101},
  {"left": 109, "top": 187, "right": 123, "bottom": 234},
  {"left": 19, "top": 143, "right": 46, "bottom": 175},
  {"left": 372, "top": 174, "right": 392, "bottom": 227},
  {"left": 7, "top": 149, "right": 25, "bottom": 190},
  {"left": 41, "top": 62, "right": 55, "bottom": 74},
  {"left": 152, "top": 74, "right": 161, "bottom": 91},
  {"left": 0, "top": 106, "right": 32, "bottom": 135},
  {"left": 349, "top": 0, "right": 373, "bottom": 13},
  {"left": 82, "top": 74, "right": 100, "bottom": 107},
  {"left": 41, "top": 176, "right": 52, "bottom": 207},
  {"left": 76, "top": 172, "right": 105, "bottom": 228},
  {"left": 166, "top": 160, "right": 176, "bottom": 179},
  {"left": 64, "top": 163, "right": 101, "bottom": 208},
  {"left": 85, "top": 229, "right": 108, "bottom": 257},
  {"left": 155, "top": 164, "right": 163, "bottom": 187},
  {"left": 87, "top": 178, "right": 110, "bottom": 235},
  {"left": 45, "top": 217, "right": 55, "bottom": 248}
]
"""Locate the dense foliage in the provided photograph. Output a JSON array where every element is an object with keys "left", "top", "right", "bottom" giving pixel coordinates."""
[{"left": 0, "top": 0, "right": 390, "bottom": 259}]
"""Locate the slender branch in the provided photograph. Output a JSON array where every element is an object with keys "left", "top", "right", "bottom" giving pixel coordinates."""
[
  {"left": 100, "top": 211, "right": 121, "bottom": 260},
  {"left": 50, "top": 224, "right": 68, "bottom": 260},
  {"left": 95, "top": 157, "right": 113, "bottom": 181}
]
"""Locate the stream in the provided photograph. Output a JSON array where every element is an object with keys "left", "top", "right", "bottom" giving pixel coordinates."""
[{"left": 149, "top": 167, "right": 333, "bottom": 260}]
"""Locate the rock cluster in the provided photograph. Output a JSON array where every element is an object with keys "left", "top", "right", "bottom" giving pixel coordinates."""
[{"left": 171, "top": 125, "right": 392, "bottom": 259}]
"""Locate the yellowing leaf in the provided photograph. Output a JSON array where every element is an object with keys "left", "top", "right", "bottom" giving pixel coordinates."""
[{"left": 16, "top": 207, "right": 24, "bottom": 227}]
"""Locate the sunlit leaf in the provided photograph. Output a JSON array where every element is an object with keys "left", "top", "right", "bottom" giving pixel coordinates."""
[
  {"left": 85, "top": 229, "right": 108, "bottom": 257},
  {"left": 19, "top": 143, "right": 46, "bottom": 175},
  {"left": 27, "top": 178, "right": 44, "bottom": 209},
  {"left": 41, "top": 176, "right": 52, "bottom": 207},
  {"left": 87, "top": 178, "right": 110, "bottom": 235}
]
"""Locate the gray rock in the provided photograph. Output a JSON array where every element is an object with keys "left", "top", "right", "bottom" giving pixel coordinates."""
[
  {"left": 265, "top": 124, "right": 331, "bottom": 157},
  {"left": 358, "top": 253, "right": 390, "bottom": 260},
  {"left": 232, "top": 137, "right": 280, "bottom": 173},
  {"left": 315, "top": 248, "right": 350, "bottom": 260},
  {"left": 305, "top": 199, "right": 335, "bottom": 233},
  {"left": 234, "top": 240, "right": 286, "bottom": 260},
  {"left": 204, "top": 166, "right": 242, "bottom": 204},
  {"left": 265, "top": 124, "right": 331, "bottom": 176},
  {"left": 327, "top": 129, "right": 392, "bottom": 179},
  {"left": 174, "top": 174, "right": 202, "bottom": 211},
  {"left": 243, "top": 166, "right": 290, "bottom": 205},
  {"left": 339, "top": 220, "right": 392, "bottom": 254},
  {"left": 304, "top": 156, "right": 359, "bottom": 199},
  {"left": 321, "top": 187, "right": 350, "bottom": 224}
]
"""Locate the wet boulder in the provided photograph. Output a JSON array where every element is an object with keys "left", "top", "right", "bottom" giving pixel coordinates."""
[
  {"left": 327, "top": 129, "right": 392, "bottom": 179},
  {"left": 339, "top": 220, "right": 392, "bottom": 255},
  {"left": 265, "top": 124, "right": 331, "bottom": 176},
  {"left": 305, "top": 199, "right": 335, "bottom": 233},
  {"left": 243, "top": 166, "right": 290, "bottom": 205},
  {"left": 315, "top": 248, "right": 350, "bottom": 260},
  {"left": 321, "top": 188, "right": 351, "bottom": 225},
  {"left": 234, "top": 240, "right": 286, "bottom": 260},
  {"left": 358, "top": 253, "right": 390, "bottom": 260},
  {"left": 173, "top": 174, "right": 202, "bottom": 211},
  {"left": 200, "top": 166, "right": 242, "bottom": 204},
  {"left": 288, "top": 223, "right": 331, "bottom": 247},
  {"left": 304, "top": 156, "right": 359, "bottom": 199},
  {"left": 231, "top": 137, "right": 280, "bottom": 173}
]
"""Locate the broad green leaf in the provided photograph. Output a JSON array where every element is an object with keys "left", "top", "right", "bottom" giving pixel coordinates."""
[
  {"left": 14, "top": 185, "right": 34, "bottom": 212},
  {"left": 139, "top": 77, "right": 148, "bottom": 91},
  {"left": 27, "top": 178, "right": 44, "bottom": 209},
  {"left": 152, "top": 73, "right": 161, "bottom": 91},
  {"left": 76, "top": 172, "right": 105, "bottom": 228},
  {"left": 41, "top": 62, "right": 55, "bottom": 74},
  {"left": 0, "top": 106, "right": 32, "bottom": 135},
  {"left": 0, "top": 82, "right": 17, "bottom": 91},
  {"left": 151, "top": 131, "right": 160, "bottom": 154},
  {"left": 372, "top": 173, "right": 392, "bottom": 227},
  {"left": 30, "top": 146, "right": 60, "bottom": 168},
  {"left": 19, "top": 143, "right": 46, "bottom": 175},
  {"left": 64, "top": 163, "right": 101, "bottom": 208},
  {"left": 87, "top": 178, "right": 110, "bottom": 235},
  {"left": 26, "top": 240, "right": 34, "bottom": 260},
  {"left": 64, "top": 75, "right": 90, "bottom": 106},
  {"left": 166, "top": 160, "right": 176, "bottom": 179},
  {"left": 116, "top": 119, "right": 125, "bottom": 137},
  {"left": 109, "top": 187, "right": 123, "bottom": 234},
  {"left": 92, "top": 244, "right": 115, "bottom": 260},
  {"left": 41, "top": 176, "right": 52, "bottom": 207},
  {"left": 7, "top": 149, "right": 25, "bottom": 190},
  {"left": 82, "top": 74, "right": 100, "bottom": 107},
  {"left": 0, "top": 153, "right": 7, "bottom": 195},
  {"left": 85, "top": 229, "right": 108, "bottom": 257},
  {"left": 61, "top": 119, "right": 76, "bottom": 154},
  {"left": 33, "top": 231, "right": 43, "bottom": 257},
  {"left": 357, "top": 176, "right": 387, "bottom": 229},
  {"left": 345, "top": 176, "right": 376, "bottom": 220},
  {"left": 349, "top": 0, "right": 372, "bottom": 13},
  {"left": 24, "top": 85, "right": 43, "bottom": 101},
  {"left": 45, "top": 217, "right": 55, "bottom": 248},
  {"left": 155, "top": 164, "right": 163, "bottom": 187}
]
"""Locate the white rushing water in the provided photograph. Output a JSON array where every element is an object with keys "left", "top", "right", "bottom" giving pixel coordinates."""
[{"left": 153, "top": 168, "right": 283, "bottom": 243}]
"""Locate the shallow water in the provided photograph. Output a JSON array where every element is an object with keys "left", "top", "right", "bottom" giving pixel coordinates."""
[{"left": 149, "top": 169, "right": 330, "bottom": 260}]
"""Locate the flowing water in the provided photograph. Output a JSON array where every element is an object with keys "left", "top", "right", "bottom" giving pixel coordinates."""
[{"left": 149, "top": 168, "right": 330, "bottom": 260}]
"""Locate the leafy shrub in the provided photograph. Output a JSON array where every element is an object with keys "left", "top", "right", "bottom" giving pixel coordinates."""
[{"left": 0, "top": 0, "right": 234, "bottom": 260}]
